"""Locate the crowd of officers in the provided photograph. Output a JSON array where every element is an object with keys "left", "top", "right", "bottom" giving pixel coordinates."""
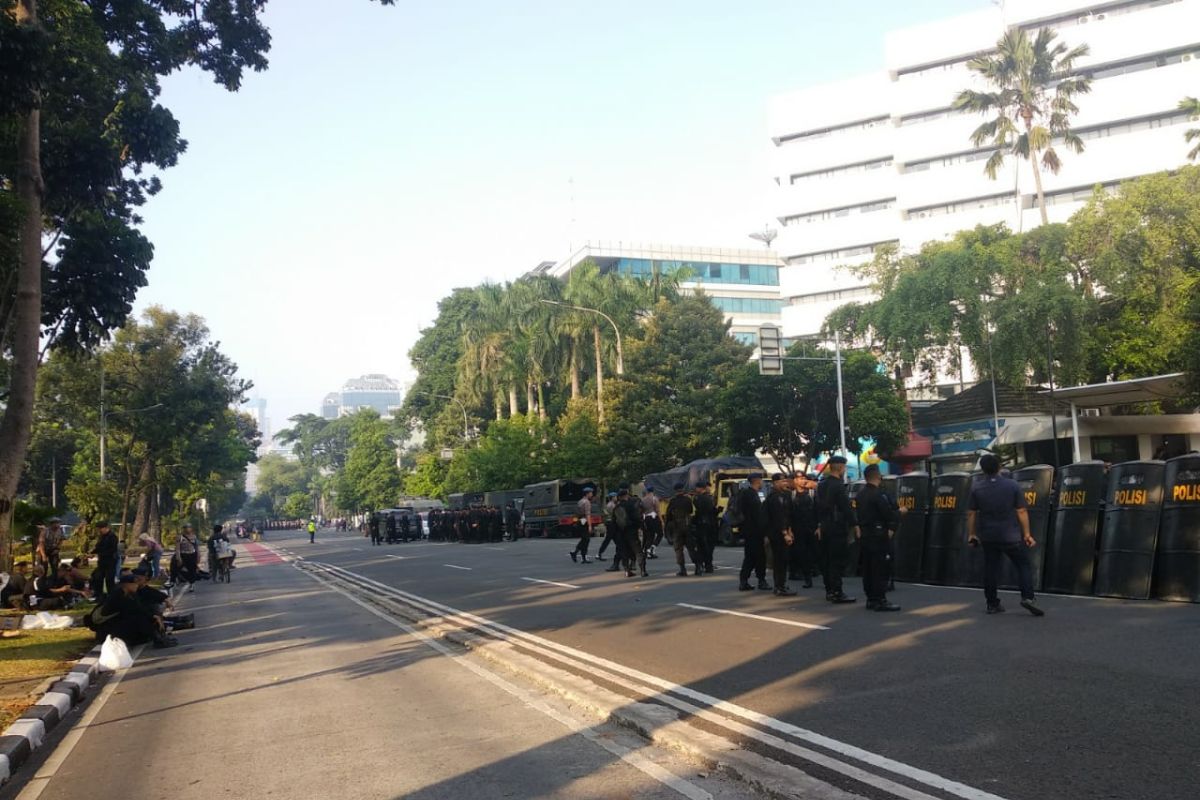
[
  {"left": 366, "top": 505, "right": 524, "bottom": 545},
  {"left": 566, "top": 455, "right": 902, "bottom": 612}
]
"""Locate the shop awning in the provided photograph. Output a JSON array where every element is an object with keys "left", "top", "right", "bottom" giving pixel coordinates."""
[{"left": 1041, "top": 373, "right": 1187, "bottom": 407}]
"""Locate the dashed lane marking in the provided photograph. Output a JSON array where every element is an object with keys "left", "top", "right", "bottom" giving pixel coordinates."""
[
  {"left": 521, "top": 577, "right": 581, "bottom": 589},
  {"left": 444, "top": 564, "right": 473, "bottom": 571}
]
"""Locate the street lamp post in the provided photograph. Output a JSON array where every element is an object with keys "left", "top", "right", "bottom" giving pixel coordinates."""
[
  {"left": 419, "top": 392, "right": 470, "bottom": 442},
  {"left": 539, "top": 299, "right": 624, "bottom": 376}
]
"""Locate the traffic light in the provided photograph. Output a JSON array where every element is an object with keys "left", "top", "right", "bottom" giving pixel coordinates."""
[{"left": 758, "top": 324, "right": 783, "bottom": 376}]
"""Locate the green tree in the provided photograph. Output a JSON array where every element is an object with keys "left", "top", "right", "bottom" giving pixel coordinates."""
[
  {"left": 248, "top": 454, "right": 316, "bottom": 518},
  {"left": 826, "top": 225, "right": 1093, "bottom": 388},
  {"left": 604, "top": 294, "right": 752, "bottom": 481},
  {"left": 403, "top": 452, "right": 450, "bottom": 501},
  {"left": 953, "top": 27, "right": 1091, "bottom": 225},
  {"left": 337, "top": 411, "right": 402, "bottom": 512},
  {"left": 722, "top": 350, "right": 907, "bottom": 472},
  {"left": 0, "top": 0, "right": 392, "bottom": 568},
  {"left": 444, "top": 414, "right": 551, "bottom": 494},
  {"left": 1182, "top": 97, "right": 1200, "bottom": 161},
  {"left": 548, "top": 400, "right": 609, "bottom": 482},
  {"left": 280, "top": 492, "right": 313, "bottom": 520}
]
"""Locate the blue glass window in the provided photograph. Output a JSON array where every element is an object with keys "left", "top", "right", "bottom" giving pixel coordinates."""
[{"left": 709, "top": 296, "right": 784, "bottom": 315}]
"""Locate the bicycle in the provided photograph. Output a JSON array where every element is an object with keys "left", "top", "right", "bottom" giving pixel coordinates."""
[{"left": 216, "top": 554, "right": 233, "bottom": 583}]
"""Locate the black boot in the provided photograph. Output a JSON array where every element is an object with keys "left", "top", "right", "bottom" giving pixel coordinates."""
[
  {"left": 693, "top": 564, "right": 703, "bottom": 576},
  {"left": 676, "top": 564, "right": 688, "bottom": 576},
  {"left": 757, "top": 579, "right": 772, "bottom": 591},
  {"left": 569, "top": 551, "right": 577, "bottom": 563},
  {"left": 738, "top": 581, "right": 753, "bottom": 591},
  {"left": 774, "top": 585, "right": 797, "bottom": 597}
]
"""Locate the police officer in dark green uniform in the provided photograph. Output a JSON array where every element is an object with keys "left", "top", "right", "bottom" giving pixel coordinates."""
[
  {"left": 816, "top": 456, "right": 857, "bottom": 604},
  {"left": 856, "top": 465, "right": 901, "bottom": 612}
]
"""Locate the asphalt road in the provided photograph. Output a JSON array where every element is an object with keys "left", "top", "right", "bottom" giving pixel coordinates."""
[
  {"left": 1, "top": 539, "right": 762, "bottom": 800},
  {"left": 277, "top": 527, "right": 1200, "bottom": 800}
]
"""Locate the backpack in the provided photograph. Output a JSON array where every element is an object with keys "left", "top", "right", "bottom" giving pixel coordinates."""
[
  {"left": 614, "top": 502, "right": 630, "bottom": 531},
  {"left": 723, "top": 488, "right": 745, "bottom": 528}
]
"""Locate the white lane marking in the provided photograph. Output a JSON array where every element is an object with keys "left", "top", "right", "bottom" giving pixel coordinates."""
[
  {"left": 483, "top": 546, "right": 505, "bottom": 551},
  {"left": 16, "top": 644, "right": 146, "bottom": 800},
  {"left": 676, "top": 603, "right": 830, "bottom": 632},
  {"left": 521, "top": 577, "right": 581, "bottom": 589},
  {"left": 385, "top": 554, "right": 411, "bottom": 560},
  {"left": 352, "top": 548, "right": 364, "bottom": 551},
  {"left": 303, "top": 568, "right": 713, "bottom": 800},
  {"left": 444, "top": 564, "right": 472, "bottom": 571},
  {"left": 314, "top": 563, "right": 1007, "bottom": 800}
]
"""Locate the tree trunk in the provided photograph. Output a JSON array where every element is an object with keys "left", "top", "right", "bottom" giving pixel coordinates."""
[
  {"left": 1024, "top": 116, "right": 1049, "bottom": 227},
  {"left": 494, "top": 396, "right": 503, "bottom": 421},
  {"left": 1029, "top": 156, "right": 1048, "bottom": 226},
  {"left": 569, "top": 341, "right": 581, "bottom": 399},
  {"left": 537, "top": 384, "right": 547, "bottom": 421},
  {"left": 0, "top": 0, "right": 44, "bottom": 572},
  {"left": 525, "top": 383, "right": 534, "bottom": 416},
  {"left": 593, "top": 325, "right": 605, "bottom": 426},
  {"left": 508, "top": 386, "right": 519, "bottom": 417},
  {"left": 132, "top": 459, "right": 155, "bottom": 540}
]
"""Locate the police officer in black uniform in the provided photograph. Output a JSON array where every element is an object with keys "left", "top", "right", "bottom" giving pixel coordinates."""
[
  {"left": 692, "top": 481, "right": 718, "bottom": 574},
  {"left": 765, "top": 473, "right": 797, "bottom": 596},
  {"left": 856, "top": 465, "right": 901, "bottom": 611},
  {"left": 737, "top": 474, "right": 771, "bottom": 592},
  {"left": 790, "top": 473, "right": 819, "bottom": 588},
  {"left": 816, "top": 456, "right": 857, "bottom": 604}
]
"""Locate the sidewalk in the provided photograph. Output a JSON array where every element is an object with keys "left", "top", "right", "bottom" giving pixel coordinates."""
[{"left": 2, "top": 536, "right": 756, "bottom": 800}]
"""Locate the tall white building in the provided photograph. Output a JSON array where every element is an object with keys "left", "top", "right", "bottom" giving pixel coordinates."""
[
  {"left": 547, "top": 242, "right": 784, "bottom": 346},
  {"left": 321, "top": 374, "right": 404, "bottom": 419},
  {"left": 769, "top": 0, "right": 1200, "bottom": 337}
]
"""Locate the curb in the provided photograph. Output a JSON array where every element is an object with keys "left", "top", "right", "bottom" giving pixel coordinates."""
[{"left": 0, "top": 642, "right": 102, "bottom": 786}]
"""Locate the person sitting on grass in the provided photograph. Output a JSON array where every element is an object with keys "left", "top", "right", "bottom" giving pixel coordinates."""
[
  {"left": 91, "top": 574, "right": 177, "bottom": 649},
  {"left": 1, "top": 561, "right": 29, "bottom": 609},
  {"left": 132, "top": 568, "right": 172, "bottom": 616},
  {"left": 68, "top": 556, "right": 92, "bottom": 592},
  {"left": 28, "top": 564, "right": 88, "bottom": 610}
]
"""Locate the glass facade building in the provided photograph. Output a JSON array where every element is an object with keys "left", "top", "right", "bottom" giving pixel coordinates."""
[{"left": 612, "top": 258, "right": 779, "bottom": 287}]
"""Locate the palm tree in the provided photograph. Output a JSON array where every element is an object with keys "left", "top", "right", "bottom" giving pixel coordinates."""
[
  {"left": 953, "top": 27, "right": 1091, "bottom": 225},
  {"left": 1182, "top": 97, "right": 1200, "bottom": 160},
  {"left": 458, "top": 283, "right": 516, "bottom": 420}
]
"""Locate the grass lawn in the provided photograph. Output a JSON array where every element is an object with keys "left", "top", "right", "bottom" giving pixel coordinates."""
[{"left": 0, "top": 616, "right": 96, "bottom": 730}]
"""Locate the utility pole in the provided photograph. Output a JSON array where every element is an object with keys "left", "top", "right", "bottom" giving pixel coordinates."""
[
  {"left": 99, "top": 366, "right": 106, "bottom": 481},
  {"left": 835, "top": 330, "right": 847, "bottom": 457}
]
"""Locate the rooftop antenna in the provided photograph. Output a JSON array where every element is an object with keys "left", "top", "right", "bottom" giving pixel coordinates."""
[{"left": 748, "top": 226, "right": 778, "bottom": 249}]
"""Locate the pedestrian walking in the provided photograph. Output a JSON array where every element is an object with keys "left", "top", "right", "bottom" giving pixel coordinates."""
[
  {"left": 692, "top": 481, "right": 718, "bottom": 574},
  {"left": 641, "top": 489, "right": 663, "bottom": 559},
  {"left": 968, "top": 454, "right": 1045, "bottom": 616},
  {"left": 597, "top": 492, "right": 618, "bottom": 560},
  {"left": 614, "top": 486, "right": 647, "bottom": 577},
  {"left": 816, "top": 456, "right": 857, "bottom": 604},
  {"left": 856, "top": 465, "right": 901, "bottom": 612},
  {"left": 666, "top": 483, "right": 700, "bottom": 576},
  {"left": 765, "top": 473, "right": 796, "bottom": 596},
  {"left": 737, "top": 474, "right": 770, "bottom": 591},
  {"left": 569, "top": 487, "right": 595, "bottom": 563}
]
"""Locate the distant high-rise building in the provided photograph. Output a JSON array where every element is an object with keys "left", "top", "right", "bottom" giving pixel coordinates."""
[
  {"left": 768, "top": 0, "right": 1200, "bottom": 337},
  {"left": 320, "top": 374, "right": 404, "bottom": 419}
]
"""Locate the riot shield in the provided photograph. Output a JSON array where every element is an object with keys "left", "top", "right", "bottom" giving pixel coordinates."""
[
  {"left": 892, "top": 472, "right": 929, "bottom": 582},
  {"left": 1044, "top": 461, "right": 1106, "bottom": 595},
  {"left": 1153, "top": 455, "right": 1200, "bottom": 602},
  {"left": 922, "top": 472, "right": 972, "bottom": 585},
  {"left": 1002, "top": 465, "right": 1054, "bottom": 591},
  {"left": 1095, "top": 460, "right": 1164, "bottom": 600}
]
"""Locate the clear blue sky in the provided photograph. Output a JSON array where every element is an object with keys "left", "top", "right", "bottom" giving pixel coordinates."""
[{"left": 132, "top": 0, "right": 990, "bottom": 431}]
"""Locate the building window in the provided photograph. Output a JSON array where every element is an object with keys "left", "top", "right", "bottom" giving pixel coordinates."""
[
  {"left": 787, "top": 241, "right": 895, "bottom": 266},
  {"left": 776, "top": 115, "right": 890, "bottom": 146},
  {"left": 790, "top": 158, "right": 894, "bottom": 184},
  {"left": 710, "top": 297, "right": 784, "bottom": 315},
  {"left": 1090, "top": 435, "right": 1140, "bottom": 465},
  {"left": 732, "top": 332, "right": 758, "bottom": 346},
  {"left": 782, "top": 199, "right": 896, "bottom": 226}
]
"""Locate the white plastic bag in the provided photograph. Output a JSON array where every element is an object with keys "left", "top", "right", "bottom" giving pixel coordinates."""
[{"left": 98, "top": 635, "right": 133, "bottom": 672}]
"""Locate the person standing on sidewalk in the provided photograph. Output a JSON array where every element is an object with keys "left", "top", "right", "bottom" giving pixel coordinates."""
[
  {"left": 91, "top": 520, "right": 119, "bottom": 601},
  {"left": 569, "top": 487, "right": 595, "bottom": 563},
  {"left": 737, "top": 474, "right": 770, "bottom": 592},
  {"left": 968, "top": 454, "right": 1045, "bottom": 617},
  {"left": 36, "top": 518, "right": 66, "bottom": 573},
  {"left": 176, "top": 524, "right": 200, "bottom": 592}
]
